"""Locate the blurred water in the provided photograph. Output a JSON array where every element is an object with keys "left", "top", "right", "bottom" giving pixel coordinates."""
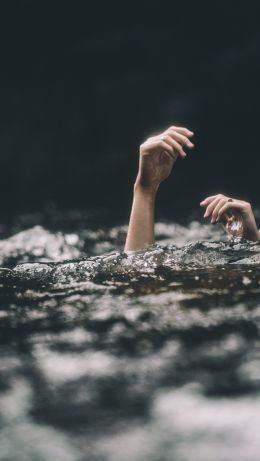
[{"left": 1, "top": 214, "right": 260, "bottom": 461}]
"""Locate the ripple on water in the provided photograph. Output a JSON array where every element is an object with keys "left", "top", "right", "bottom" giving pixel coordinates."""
[{"left": 1, "top": 219, "right": 260, "bottom": 461}]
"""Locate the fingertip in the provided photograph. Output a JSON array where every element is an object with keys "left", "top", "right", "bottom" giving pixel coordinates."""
[{"left": 179, "top": 149, "right": 186, "bottom": 158}]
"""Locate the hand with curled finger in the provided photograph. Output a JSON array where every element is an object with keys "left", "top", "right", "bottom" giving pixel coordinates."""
[
  {"left": 200, "top": 194, "right": 260, "bottom": 242},
  {"left": 135, "top": 126, "right": 194, "bottom": 193}
]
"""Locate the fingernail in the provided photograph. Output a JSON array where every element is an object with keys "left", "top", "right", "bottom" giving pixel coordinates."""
[
  {"left": 189, "top": 131, "right": 194, "bottom": 135},
  {"left": 203, "top": 212, "right": 208, "bottom": 217},
  {"left": 211, "top": 219, "right": 215, "bottom": 224}
]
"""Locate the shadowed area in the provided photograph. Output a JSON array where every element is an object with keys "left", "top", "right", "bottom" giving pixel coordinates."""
[{"left": 1, "top": 1, "right": 260, "bottom": 217}]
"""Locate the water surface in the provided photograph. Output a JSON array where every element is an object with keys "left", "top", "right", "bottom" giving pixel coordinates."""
[{"left": 1, "top": 213, "right": 260, "bottom": 461}]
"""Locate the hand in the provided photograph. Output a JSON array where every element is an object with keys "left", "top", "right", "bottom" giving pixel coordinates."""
[
  {"left": 135, "top": 126, "right": 194, "bottom": 193},
  {"left": 200, "top": 194, "right": 259, "bottom": 241}
]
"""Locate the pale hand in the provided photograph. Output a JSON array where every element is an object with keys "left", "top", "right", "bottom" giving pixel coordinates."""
[
  {"left": 200, "top": 194, "right": 259, "bottom": 242},
  {"left": 135, "top": 126, "right": 194, "bottom": 193}
]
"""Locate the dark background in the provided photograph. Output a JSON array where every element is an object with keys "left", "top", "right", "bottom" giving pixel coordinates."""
[{"left": 1, "top": 0, "right": 260, "bottom": 221}]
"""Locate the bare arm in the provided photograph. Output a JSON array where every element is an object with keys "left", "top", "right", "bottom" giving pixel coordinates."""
[
  {"left": 124, "top": 126, "right": 194, "bottom": 252},
  {"left": 124, "top": 187, "right": 156, "bottom": 251}
]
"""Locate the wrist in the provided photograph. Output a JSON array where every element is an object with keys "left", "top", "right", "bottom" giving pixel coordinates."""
[
  {"left": 134, "top": 178, "right": 158, "bottom": 197},
  {"left": 244, "top": 226, "right": 260, "bottom": 242},
  {"left": 243, "top": 215, "right": 260, "bottom": 242}
]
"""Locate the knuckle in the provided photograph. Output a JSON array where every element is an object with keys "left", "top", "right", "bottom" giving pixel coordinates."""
[
  {"left": 182, "top": 128, "right": 189, "bottom": 135},
  {"left": 167, "top": 129, "right": 175, "bottom": 137}
]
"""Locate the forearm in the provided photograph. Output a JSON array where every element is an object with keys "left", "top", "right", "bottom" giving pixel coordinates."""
[
  {"left": 124, "top": 124, "right": 193, "bottom": 252},
  {"left": 124, "top": 184, "right": 157, "bottom": 252}
]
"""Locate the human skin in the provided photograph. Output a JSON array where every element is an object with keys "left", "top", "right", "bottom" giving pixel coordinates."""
[
  {"left": 200, "top": 194, "right": 260, "bottom": 242},
  {"left": 124, "top": 125, "right": 194, "bottom": 252}
]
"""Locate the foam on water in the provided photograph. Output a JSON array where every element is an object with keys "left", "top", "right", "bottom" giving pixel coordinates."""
[
  {"left": 1, "top": 217, "right": 260, "bottom": 461},
  {"left": 1, "top": 222, "right": 260, "bottom": 293}
]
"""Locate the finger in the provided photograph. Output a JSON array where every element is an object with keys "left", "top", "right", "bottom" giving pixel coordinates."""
[
  {"left": 161, "top": 135, "right": 186, "bottom": 158},
  {"left": 211, "top": 198, "right": 229, "bottom": 223},
  {"left": 200, "top": 195, "right": 218, "bottom": 207},
  {"left": 216, "top": 201, "right": 241, "bottom": 222},
  {"left": 157, "top": 140, "right": 176, "bottom": 159},
  {"left": 169, "top": 126, "right": 194, "bottom": 137},
  {"left": 167, "top": 129, "right": 194, "bottom": 149},
  {"left": 204, "top": 196, "right": 227, "bottom": 218},
  {"left": 171, "top": 139, "right": 187, "bottom": 158},
  {"left": 143, "top": 139, "right": 175, "bottom": 158},
  {"left": 200, "top": 194, "right": 227, "bottom": 208},
  {"left": 162, "top": 150, "right": 175, "bottom": 163}
]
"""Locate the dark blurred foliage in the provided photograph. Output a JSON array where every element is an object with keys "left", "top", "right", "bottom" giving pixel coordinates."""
[{"left": 0, "top": 0, "right": 260, "bottom": 219}]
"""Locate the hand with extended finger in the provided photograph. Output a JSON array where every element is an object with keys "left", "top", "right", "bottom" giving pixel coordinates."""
[
  {"left": 200, "top": 194, "right": 259, "bottom": 241},
  {"left": 135, "top": 126, "right": 194, "bottom": 193}
]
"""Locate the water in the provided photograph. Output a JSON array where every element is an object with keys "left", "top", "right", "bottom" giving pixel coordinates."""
[
  {"left": 1, "top": 212, "right": 260, "bottom": 461},
  {"left": 222, "top": 211, "right": 244, "bottom": 238}
]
